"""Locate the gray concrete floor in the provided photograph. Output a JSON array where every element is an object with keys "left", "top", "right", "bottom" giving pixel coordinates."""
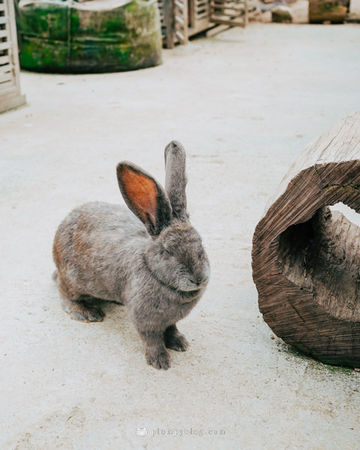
[{"left": 1, "top": 23, "right": 360, "bottom": 450}]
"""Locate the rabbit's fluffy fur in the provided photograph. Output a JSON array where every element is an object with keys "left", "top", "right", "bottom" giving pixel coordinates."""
[{"left": 53, "top": 141, "right": 210, "bottom": 369}]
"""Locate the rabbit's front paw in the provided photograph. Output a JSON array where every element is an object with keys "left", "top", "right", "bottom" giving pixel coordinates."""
[
  {"left": 164, "top": 325, "right": 189, "bottom": 352},
  {"left": 146, "top": 348, "right": 171, "bottom": 370}
]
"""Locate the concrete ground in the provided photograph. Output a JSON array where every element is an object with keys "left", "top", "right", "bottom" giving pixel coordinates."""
[{"left": 1, "top": 23, "right": 360, "bottom": 450}]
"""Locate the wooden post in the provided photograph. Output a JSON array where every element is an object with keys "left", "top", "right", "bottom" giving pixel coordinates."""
[
  {"left": 162, "top": 0, "right": 175, "bottom": 48},
  {"left": 252, "top": 113, "right": 360, "bottom": 367}
]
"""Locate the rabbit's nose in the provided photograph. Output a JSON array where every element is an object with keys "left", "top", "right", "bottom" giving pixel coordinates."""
[{"left": 195, "top": 274, "right": 209, "bottom": 286}]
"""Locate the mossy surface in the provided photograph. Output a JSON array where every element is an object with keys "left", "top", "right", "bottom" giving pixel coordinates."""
[
  {"left": 18, "top": 0, "right": 162, "bottom": 73},
  {"left": 309, "top": 0, "right": 347, "bottom": 23}
]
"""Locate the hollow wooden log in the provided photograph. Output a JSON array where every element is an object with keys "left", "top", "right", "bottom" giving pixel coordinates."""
[{"left": 252, "top": 113, "right": 360, "bottom": 367}]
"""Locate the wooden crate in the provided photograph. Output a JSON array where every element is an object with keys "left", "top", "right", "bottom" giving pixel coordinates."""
[
  {"left": 189, "top": 0, "right": 211, "bottom": 35},
  {"left": 210, "top": 0, "right": 248, "bottom": 28},
  {"left": 158, "top": 0, "right": 249, "bottom": 48},
  {"left": 158, "top": 0, "right": 188, "bottom": 48},
  {"left": 0, "top": 0, "right": 25, "bottom": 113}
]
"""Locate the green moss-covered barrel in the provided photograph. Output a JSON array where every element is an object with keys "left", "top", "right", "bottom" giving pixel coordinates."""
[
  {"left": 18, "top": 0, "right": 162, "bottom": 73},
  {"left": 309, "top": 0, "right": 348, "bottom": 23}
]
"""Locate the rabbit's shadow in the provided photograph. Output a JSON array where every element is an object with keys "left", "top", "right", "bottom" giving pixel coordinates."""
[
  {"left": 97, "top": 300, "right": 139, "bottom": 341},
  {"left": 98, "top": 300, "right": 125, "bottom": 323}
]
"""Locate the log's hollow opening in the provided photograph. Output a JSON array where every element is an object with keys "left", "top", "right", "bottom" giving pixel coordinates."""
[{"left": 278, "top": 203, "right": 360, "bottom": 322}]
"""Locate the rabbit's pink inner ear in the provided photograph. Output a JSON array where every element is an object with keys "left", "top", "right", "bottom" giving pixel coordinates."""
[{"left": 120, "top": 167, "right": 157, "bottom": 225}]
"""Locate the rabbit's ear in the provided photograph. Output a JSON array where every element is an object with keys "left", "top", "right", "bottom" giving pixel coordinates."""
[
  {"left": 164, "top": 141, "right": 189, "bottom": 222},
  {"left": 117, "top": 163, "right": 172, "bottom": 237}
]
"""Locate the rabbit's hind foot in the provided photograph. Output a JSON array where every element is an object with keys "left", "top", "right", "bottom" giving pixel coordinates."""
[
  {"left": 62, "top": 297, "right": 105, "bottom": 323},
  {"left": 164, "top": 325, "right": 189, "bottom": 352}
]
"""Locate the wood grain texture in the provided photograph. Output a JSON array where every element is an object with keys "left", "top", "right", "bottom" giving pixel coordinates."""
[{"left": 252, "top": 113, "right": 360, "bottom": 367}]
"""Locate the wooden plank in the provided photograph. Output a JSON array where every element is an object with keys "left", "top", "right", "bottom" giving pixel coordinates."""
[
  {"left": 0, "top": 62, "right": 10, "bottom": 72},
  {"left": 205, "top": 23, "right": 232, "bottom": 37},
  {"left": 0, "top": 80, "right": 14, "bottom": 95},
  {"left": 211, "top": 4, "right": 245, "bottom": 11},
  {"left": 211, "top": 1, "right": 245, "bottom": 7},
  {"left": 196, "top": 9, "right": 209, "bottom": 17},
  {"left": 0, "top": 41, "right": 10, "bottom": 51},
  {"left": 8, "top": 0, "right": 24, "bottom": 93},
  {"left": 0, "top": 54, "right": 10, "bottom": 65},
  {"left": 0, "top": 91, "right": 26, "bottom": 114},
  {"left": 244, "top": 0, "right": 248, "bottom": 26},
  {"left": 210, "top": 16, "right": 245, "bottom": 26},
  {"left": 0, "top": 16, "right": 7, "bottom": 24},
  {"left": 175, "top": 30, "right": 185, "bottom": 41},
  {"left": 195, "top": 13, "right": 209, "bottom": 19},
  {"left": 0, "top": 62, "right": 11, "bottom": 72},
  {"left": 196, "top": 2, "right": 208, "bottom": 8},
  {"left": 160, "top": 0, "right": 175, "bottom": 48},
  {"left": 196, "top": 8, "right": 209, "bottom": 13},
  {"left": 196, "top": 5, "right": 209, "bottom": 11},
  {"left": 0, "top": 64, "right": 11, "bottom": 73},
  {"left": 196, "top": 4, "right": 209, "bottom": 10},
  {"left": 0, "top": 70, "right": 12, "bottom": 83},
  {"left": 174, "top": 0, "right": 185, "bottom": 10},
  {"left": 188, "top": 0, "right": 196, "bottom": 27},
  {"left": 0, "top": 29, "right": 9, "bottom": 39},
  {"left": 211, "top": 11, "right": 244, "bottom": 19},
  {"left": 212, "top": 0, "right": 237, "bottom": 5},
  {"left": 0, "top": 84, "right": 15, "bottom": 98},
  {"left": 174, "top": 0, "right": 188, "bottom": 44},
  {"left": 175, "top": 15, "right": 185, "bottom": 26}
]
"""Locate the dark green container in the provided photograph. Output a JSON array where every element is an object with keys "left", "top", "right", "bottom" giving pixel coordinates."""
[{"left": 18, "top": 0, "right": 162, "bottom": 73}]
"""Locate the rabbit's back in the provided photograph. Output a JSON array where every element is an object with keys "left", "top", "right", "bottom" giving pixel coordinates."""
[{"left": 53, "top": 201, "right": 148, "bottom": 301}]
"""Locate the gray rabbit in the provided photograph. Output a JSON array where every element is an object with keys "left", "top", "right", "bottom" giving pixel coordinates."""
[{"left": 53, "top": 141, "right": 210, "bottom": 369}]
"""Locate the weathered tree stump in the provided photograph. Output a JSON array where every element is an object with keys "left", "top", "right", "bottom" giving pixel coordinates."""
[{"left": 252, "top": 113, "right": 360, "bottom": 367}]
